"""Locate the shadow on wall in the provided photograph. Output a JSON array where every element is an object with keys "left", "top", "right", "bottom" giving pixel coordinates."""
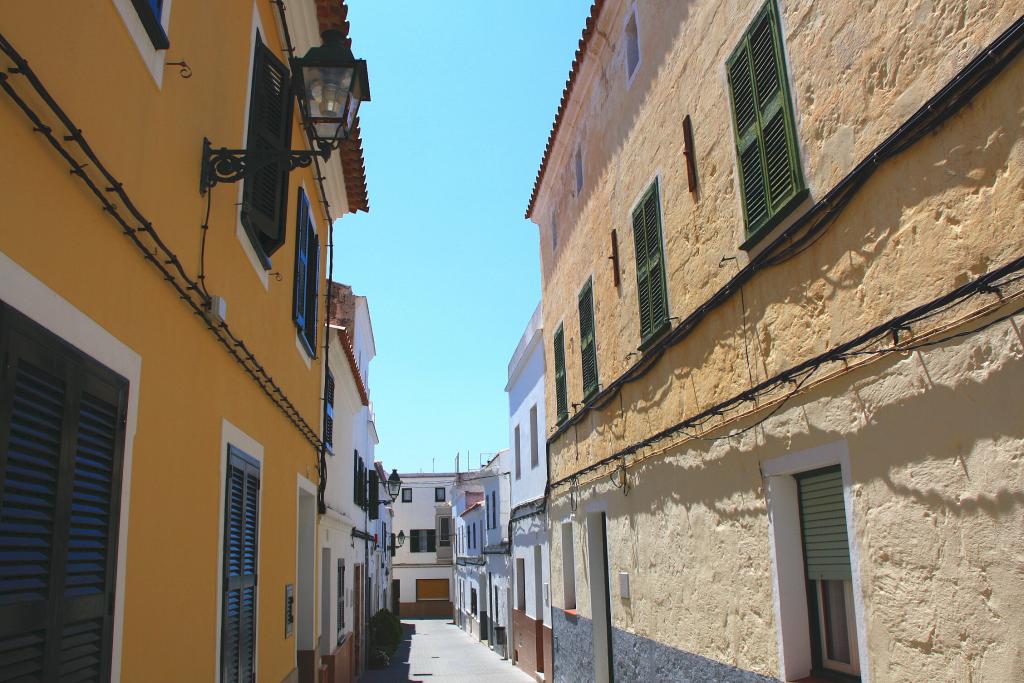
[
  {"left": 552, "top": 609, "right": 779, "bottom": 683},
  {"left": 556, "top": 36, "right": 1024, "bottom": 475},
  {"left": 616, "top": 323, "right": 1024, "bottom": 524}
]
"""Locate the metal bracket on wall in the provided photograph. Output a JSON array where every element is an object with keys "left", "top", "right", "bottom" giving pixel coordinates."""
[{"left": 199, "top": 137, "right": 329, "bottom": 194}]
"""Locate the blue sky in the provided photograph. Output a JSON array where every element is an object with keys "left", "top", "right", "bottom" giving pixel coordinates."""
[{"left": 336, "top": 2, "right": 591, "bottom": 473}]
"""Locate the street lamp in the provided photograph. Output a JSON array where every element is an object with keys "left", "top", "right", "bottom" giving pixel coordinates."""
[
  {"left": 291, "top": 29, "right": 370, "bottom": 152},
  {"left": 199, "top": 29, "right": 370, "bottom": 193},
  {"left": 386, "top": 468, "right": 402, "bottom": 503}
]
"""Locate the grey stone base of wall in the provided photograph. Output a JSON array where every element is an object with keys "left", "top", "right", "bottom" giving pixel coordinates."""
[{"left": 552, "top": 608, "right": 780, "bottom": 683}]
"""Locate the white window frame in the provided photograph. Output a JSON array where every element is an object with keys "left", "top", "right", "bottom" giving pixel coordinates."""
[
  {"left": 111, "top": 0, "right": 173, "bottom": 88},
  {"left": 763, "top": 440, "right": 870, "bottom": 682}
]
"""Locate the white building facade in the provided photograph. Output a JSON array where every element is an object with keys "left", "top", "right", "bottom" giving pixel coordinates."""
[
  {"left": 391, "top": 473, "right": 456, "bottom": 618},
  {"left": 506, "top": 304, "right": 552, "bottom": 679},
  {"left": 318, "top": 282, "right": 392, "bottom": 681}
]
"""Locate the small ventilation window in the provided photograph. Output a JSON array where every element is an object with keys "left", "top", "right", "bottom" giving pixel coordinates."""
[{"left": 624, "top": 6, "right": 641, "bottom": 83}]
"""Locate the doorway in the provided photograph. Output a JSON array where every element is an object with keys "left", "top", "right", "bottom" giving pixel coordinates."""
[
  {"left": 586, "top": 511, "right": 614, "bottom": 683},
  {"left": 296, "top": 487, "right": 316, "bottom": 683}
]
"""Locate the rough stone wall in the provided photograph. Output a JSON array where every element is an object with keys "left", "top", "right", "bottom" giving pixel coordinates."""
[
  {"left": 328, "top": 281, "right": 356, "bottom": 328},
  {"left": 546, "top": 314, "right": 1024, "bottom": 680},
  {"left": 532, "top": 0, "right": 1024, "bottom": 679}
]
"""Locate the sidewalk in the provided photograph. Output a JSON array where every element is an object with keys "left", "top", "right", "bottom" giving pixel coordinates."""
[{"left": 359, "top": 619, "right": 535, "bottom": 683}]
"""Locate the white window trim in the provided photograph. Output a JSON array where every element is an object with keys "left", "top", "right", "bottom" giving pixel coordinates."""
[
  {"left": 111, "top": 0, "right": 173, "bottom": 88},
  {"left": 763, "top": 440, "right": 870, "bottom": 682},
  {"left": 623, "top": 1, "right": 642, "bottom": 90},
  {"left": 0, "top": 250, "right": 143, "bottom": 683}
]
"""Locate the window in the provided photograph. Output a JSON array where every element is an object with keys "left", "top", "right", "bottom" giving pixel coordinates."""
[
  {"left": 401, "top": 487, "right": 412, "bottom": 503},
  {"left": 438, "top": 517, "right": 452, "bottom": 547},
  {"left": 410, "top": 529, "right": 435, "bottom": 553},
  {"left": 242, "top": 34, "right": 294, "bottom": 268},
  {"left": 337, "top": 559, "right": 346, "bottom": 641},
  {"left": 624, "top": 4, "right": 641, "bottom": 83},
  {"left": 514, "top": 424, "right": 522, "bottom": 479},
  {"left": 368, "top": 469, "right": 379, "bottom": 520},
  {"left": 797, "top": 467, "right": 861, "bottom": 677},
  {"left": 130, "top": 0, "right": 169, "bottom": 49},
  {"left": 489, "top": 491, "right": 497, "bottom": 529},
  {"left": 293, "top": 188, "right": 320, "bottom": 356},
  {"left": 470, "top": 588, "right": 478, "bottom": 615},
  {"left": 573, "top": 144, "right": 584, "bottom": 196},
  {"left": 578, "top": 278, "right": 599, "bottom": 399},
  {"left": 0, "top": 304, "right": 128, "bottom": 683},
  {"left": 551, "top": 209, "right": 558, "bottom": 250},
  {"left": 553, "top": 324, "right": 568, "bottom": 424},
  {"left": 529, "top": 405, "right": 539, "bottom": 468},
  {"left": 417, "top": 578, "right": 449, "bottom": 602},
  {"left": 516, "top": 558, "right": 527, "bottom": 611},
  {"left": 323, "top": 370, "right": 335, "bottom": 451},
  {"left": 632, "top": 180, "right": 670, "bottom": 344},
  {"left": 561, "top": 522, "right": 576, "bottom": 610},
  {"left": 222, "top": 447, "right": 261, "bottom": 683},
  {"left": 727, "top": 0, "right": 806, "bottom": 244},
  {"left": 434, "top": 486, "right": 446, "bottom": 502},
  {"left": 353, "top": 455, "right": 366, "bottom": 507}
]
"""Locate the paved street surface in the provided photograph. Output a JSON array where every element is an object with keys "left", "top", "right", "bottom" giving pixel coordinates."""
[{"left": 359, "top": 619, "right": 535, "bottom": 683}]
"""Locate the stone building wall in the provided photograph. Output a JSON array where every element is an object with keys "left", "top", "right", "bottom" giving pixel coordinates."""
[{"left": 531, "top": 0, "right": 1024, "bottom": 680}]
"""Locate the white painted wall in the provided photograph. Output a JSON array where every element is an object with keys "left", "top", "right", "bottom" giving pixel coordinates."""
[{"left": 506, "top": 304, "right": 552, "bottom": 625}]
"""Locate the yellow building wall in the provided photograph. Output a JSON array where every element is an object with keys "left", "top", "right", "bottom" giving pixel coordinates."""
[
  {"left": 534, "top": 0, "right": 1024, "bottom": 680},
  {"left": 1, "top": 2, "right": 334, "bottom": 681}
]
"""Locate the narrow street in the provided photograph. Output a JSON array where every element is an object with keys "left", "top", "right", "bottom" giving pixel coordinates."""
[{"left": 360, "top": 620, "right": 534, "bottom": 683}]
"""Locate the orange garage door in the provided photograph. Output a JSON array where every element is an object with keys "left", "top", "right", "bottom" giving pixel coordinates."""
[{"left": 416, "top": 578, "right": 449, "bottom": 601}]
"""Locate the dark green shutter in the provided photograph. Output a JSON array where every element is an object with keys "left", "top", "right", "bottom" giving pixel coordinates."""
[
  {"left": 427, "top": 530, "right": 436, "bottom": 553},
  {"left": 553, "top": 325, "right": 568, "bottom": 424},
  {"left": 222, "top": 447, "right": 259, "bottom": 683},
  {"left": 242, "top": 35, "right": 293, "bottom": 266},
  {"left": 797, "top": 467, "right": 851, "bottom": 581},
  {"left": 369, "top": 470, "right": 379, "bottom": 520},
  {"left": 0, "top": 303, "right": 127, "bottom": 683},
  {"left": 578, "top": 279, "right": 599, "bottom": 400},
  {"left": 632, "top": 181, "right": 669, "bottom": 343},
  {"left": 727, "top": 1, "right": 804, "bottom": 239}
]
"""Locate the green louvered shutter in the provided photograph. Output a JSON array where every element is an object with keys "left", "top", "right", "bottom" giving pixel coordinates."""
[
  {"left": 578, "top": 279, "right": 599, "bottom": 399},
  {"left": 727, "top": 1, "right": 804, "bottom": 239},
  {"left": 242, "top": 35, "right": 293, "bottom": 266},
  {"left": 797, "top": 467, "right": 851, "bottom": 581},
  {"left": 632, "top": 182, "right": 669, "bottom": 344},
  {"left": 553, "top": 325, "right": 568, "bottom": 424}
]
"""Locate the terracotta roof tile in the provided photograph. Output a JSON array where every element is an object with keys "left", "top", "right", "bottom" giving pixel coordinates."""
[{"left": 525, "top": 0, "right": 605, "bottom": 219}]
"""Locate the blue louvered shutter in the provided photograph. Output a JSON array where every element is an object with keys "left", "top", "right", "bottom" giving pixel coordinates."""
[
  {"left": 293, "top": 190, "right": 309, "bottom": 334},
  {"left": 323, "top": 371, "right": 335, "bottom": 451},
  {"left": 222, "top": 447, "right": 260, "bottom": 683},
  {"left": 242, "top": 35, "right": 293, "bottom": 267},
  {"left": 0, "top": 304, "right": 127, "bottom": 683},
  {"left": 727, "top": 1, "right": 804, "bottom": 239}
]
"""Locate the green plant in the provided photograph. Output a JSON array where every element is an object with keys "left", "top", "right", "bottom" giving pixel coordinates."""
[
  {"left": 369, "top": 608, "right": 403, "bottom": 657},
  {"left": 369, "top": 647, "right": 391, "bottom": 669}
]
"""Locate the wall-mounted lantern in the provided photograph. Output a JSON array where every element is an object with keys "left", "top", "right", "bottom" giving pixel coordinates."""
[
  {"left": 199, "top": 29, "right": 370, "bottom": 194},
  {"left": 394, "top": 530, "right": 406, "bottom": 549},
  {"left": 386, "top": 468, "right": 402, "bottom": 503},
  {"left": 291, "top": 29, "right": 370, "bottom": 150}
]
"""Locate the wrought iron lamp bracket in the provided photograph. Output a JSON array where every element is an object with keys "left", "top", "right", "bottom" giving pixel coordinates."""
[{"left": 199, "top": 137, "right": 329, "bottom": 194}]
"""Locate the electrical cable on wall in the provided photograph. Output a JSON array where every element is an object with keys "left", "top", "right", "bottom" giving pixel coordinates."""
[
  {"left": 549, "top": 255, "right": 1024, "bottom": 492},
  {"left": 545, "top": 17, "right": 1024, "bottom": 446}
]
